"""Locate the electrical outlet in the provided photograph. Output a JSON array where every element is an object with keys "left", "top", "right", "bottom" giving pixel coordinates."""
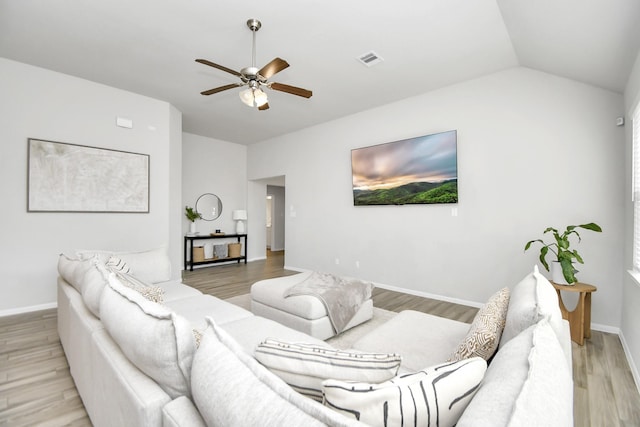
[
  {"left": 335, "top": 258, "right": 340, "bottom": 265},
  {"left": 356, "top": 261, "right": 360, "bottom": 268}
]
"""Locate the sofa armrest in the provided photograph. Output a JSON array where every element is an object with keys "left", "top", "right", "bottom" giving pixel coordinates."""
[{"left": 163, "top": 396, "right": 206, "bottom": 427}]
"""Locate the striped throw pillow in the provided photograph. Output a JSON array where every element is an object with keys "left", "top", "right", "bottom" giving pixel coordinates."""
[
  {"left": 449, "top": 287, "right": 510, "bottom": 361},
  {"left": 106, "top": 256, "right": 131, "bottom": 274},
  {"left": 254, "top": 339, "right": 401, "bottom": 402},
  {"left": 323, "top": 357, "right": 486, "bottom": 427}
]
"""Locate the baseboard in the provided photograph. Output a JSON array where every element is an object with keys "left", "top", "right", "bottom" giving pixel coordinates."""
[
  {"left": 590, "top": 322, "right": 620, "bottom": 334},
  {"left": 373, "top": 282, "right": 484, "bottom": 309},
  {"left": 248, "top": 256, "right": 266, "bottom": 262},
  {"left": 619, "top": 330, "right": 640, "bottom": 394},
  {"left": 0, "top": 302, "right": 57, "bottom": 317}
]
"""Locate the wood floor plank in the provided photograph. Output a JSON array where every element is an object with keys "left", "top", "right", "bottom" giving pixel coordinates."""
[{"left": 0, "top": 250, "right": 638, "bottom": 426}]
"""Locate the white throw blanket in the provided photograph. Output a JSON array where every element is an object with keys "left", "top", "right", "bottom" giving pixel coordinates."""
[{"left": 284, "top": 272, "right": 373, "bottom": 334}]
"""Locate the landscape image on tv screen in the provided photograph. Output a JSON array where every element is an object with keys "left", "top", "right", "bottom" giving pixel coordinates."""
[{"left": 351, "top": 130, "right": 458, "bottom": 206}]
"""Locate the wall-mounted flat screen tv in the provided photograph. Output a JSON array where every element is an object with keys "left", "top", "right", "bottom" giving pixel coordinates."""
[{"left": 351, "top": 130, "right": 458, "bottom": 206}]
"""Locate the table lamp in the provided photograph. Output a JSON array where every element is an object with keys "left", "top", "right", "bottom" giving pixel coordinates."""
[{"left": 232, "top": 210, "right": 247, "bottom": 234}]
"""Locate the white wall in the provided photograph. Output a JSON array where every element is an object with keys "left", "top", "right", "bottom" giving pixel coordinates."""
[
  {"left": 0, "top": 58, "right": 181, "bottom": 313},
  {"left": 248, "top": 67, "right": 625, "bottom": 328},
  {"left": 622, "top": 49, "right": 640, "bottom": 389},
  {"left": 267, "top": 185, "right": 286, "bottom": 251},
  {"left": 181, "top": 132, "right": 247, "bottom": 245}
]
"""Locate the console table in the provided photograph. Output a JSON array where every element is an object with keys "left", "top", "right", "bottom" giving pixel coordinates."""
[
  {"left": 550, "top": 281, "right": 597, "bottom": 345},
  {"left": 183, "top": 234, "right": 247, "bottom": 271}
]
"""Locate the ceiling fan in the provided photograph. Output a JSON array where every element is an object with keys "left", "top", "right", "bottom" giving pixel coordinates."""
[{"left": 196, "top": 18, "right": 312, "bottom": 111}]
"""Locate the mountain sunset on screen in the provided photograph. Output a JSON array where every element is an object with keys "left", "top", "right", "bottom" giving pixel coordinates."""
[{"left": 351, "top": 130, "right": 458, "bottom": 205}]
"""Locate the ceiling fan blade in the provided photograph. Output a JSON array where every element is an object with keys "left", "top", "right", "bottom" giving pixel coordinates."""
[
  {"left": 258, "top": 58, "right": 289, "bottom": 79},
  {"left": 196, "top": 59, "right": 241, "bottom": 77},
  {"left": 270, "top": 82, "right": 313, "bottom": 98},
  {"left": 200, "top": 83, "right": 242, "bottom": 96},
  {"left": 258, "top": 102, "right": 270, "bottom": 111}
]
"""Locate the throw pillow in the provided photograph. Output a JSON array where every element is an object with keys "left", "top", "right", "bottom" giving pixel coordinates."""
[
  {"left": 100, "top": 275, "right": 195, "bottom": 399},
  {"left": 322, "top": 357, "right": 487, "bottom": 427},
  {"left": 254, "top": 339, "right": 401, "bottom": 402},
  {"left": 499, "top": 266, "right": 565, "bottom": 349},
  {"left": 449, "top": 287, "right": 510, "bottom": 361},
  {"left": 106, "top": 256, "right": 131, "bottom": 274},
  {"left": 57, "top": 253, "right": 92, "bottom": 293},
  {"left": 112, "top": 271, "right": 164, "bottom": 304},
  {"left": 191, "top": 317, "right": 358, "bottom": 427}
]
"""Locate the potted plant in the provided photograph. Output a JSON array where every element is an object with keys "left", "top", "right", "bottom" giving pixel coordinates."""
[
  {"left": 185, "top": 205, "right": 202, "bottom": 234},
  {"left": 524, "top": 222, "right": 602, "bottom": 285}
]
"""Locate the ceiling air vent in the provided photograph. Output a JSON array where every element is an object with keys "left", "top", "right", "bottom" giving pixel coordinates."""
[{"left": 357, "top": 51, "right": 383, "bottom": 67}]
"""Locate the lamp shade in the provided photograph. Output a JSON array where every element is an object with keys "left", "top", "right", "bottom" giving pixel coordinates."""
[{"left": 232, "top": 210, "right": 248, "bottom": 221}]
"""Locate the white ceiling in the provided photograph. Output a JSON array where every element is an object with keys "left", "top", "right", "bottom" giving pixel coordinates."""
[{"left": 1, "top": 0, "right": 639, "bottom": 145}]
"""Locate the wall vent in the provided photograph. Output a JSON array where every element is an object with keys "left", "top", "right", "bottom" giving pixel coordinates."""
[{"left": 357, "top": 51, "right": 384, "bottom": 67}]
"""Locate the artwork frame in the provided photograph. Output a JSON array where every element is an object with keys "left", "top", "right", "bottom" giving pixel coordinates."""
[
  {"left": 351, "top": 130, "right": 458, "bottom": 206},
  {"left": 27, "top": 138, "right": 150, "bottom": 213}
]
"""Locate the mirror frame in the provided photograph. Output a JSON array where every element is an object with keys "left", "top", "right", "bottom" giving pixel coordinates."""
[{"left": 195, "top": 193, "right": 223, "bottom": 221}]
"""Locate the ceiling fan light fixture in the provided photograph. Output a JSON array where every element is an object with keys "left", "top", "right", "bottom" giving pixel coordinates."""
[
  {"left": 254, "top": 88, "right": 268, "bottom": 107},
  {"left": 239, "top": 88, "right": 255, "bottom": 107}
]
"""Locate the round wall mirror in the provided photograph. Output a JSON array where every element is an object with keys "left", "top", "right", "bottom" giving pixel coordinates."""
[{"left": 195, "top": 193, "right": 223, "bottom": 221}]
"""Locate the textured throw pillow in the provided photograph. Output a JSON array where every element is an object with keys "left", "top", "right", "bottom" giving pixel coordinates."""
[
  {"left": 322, "top": 357, "right": 486, "bottom": 427},
  {"left": 449, "top": 287, "right": 510, "bottom": 361},
  {"left": 100, "top": 275, "right": 195, "bottom": 399},
  {"left": 112, "top": 271, "right": 164, "bottom": 304},
  {"left": 191, "top": 318, "right": 359, "bottom": 427},
  {"left": 254, "top": 339, "right": 401, "bottom": 402}
]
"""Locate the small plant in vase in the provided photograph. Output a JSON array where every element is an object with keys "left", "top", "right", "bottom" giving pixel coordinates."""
[
  {"left": 524, "top": 222, "right": 602, "bottom": 285},
  {"left": 185, "top": 206, "right": 202, "bottom": 234}
]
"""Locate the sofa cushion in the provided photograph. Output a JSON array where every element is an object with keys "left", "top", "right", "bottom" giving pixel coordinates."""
[
  {"left": 164, "top": 294, "right": 253, "bottom": 331},
  {"left": 78, "top": 246, "right": 172, "bottom": 284},
  {"left": 254, "top": 339, "right": 401, "bottom": 402},
  {"left": 322, "top": 357, "right": 486, "bottom": 427},
  {"left": 456, "top": 319, "right": 573, "bottom": 427},
  {"left": 449, "top": 287, "right": 510, "bottom": 361},
  {"left": 191, "top": 317, "right": 364, "bottom": 427},
  {"left": 500, "top": 266, "right": 564, "bottom": 348},
  {"left": 100, "top": 274, "right": 196, "bottom": 399},
  {"left": 351, "top": 310, "right": 469, "bottom": 371},
  {"left": 57, "top": 253, "right": 93, "bottom": 293}
]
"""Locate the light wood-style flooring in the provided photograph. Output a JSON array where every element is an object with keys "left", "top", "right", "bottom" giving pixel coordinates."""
[{"left": 1, "top": 250, "right": 639, "bottom": 426}]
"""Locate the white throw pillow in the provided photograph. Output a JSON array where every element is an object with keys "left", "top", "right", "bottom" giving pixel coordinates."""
[
  {"left": 255, "top": 339, "right": 401, "bottom": 401},
  {"left": 191, "top": 318, "right": 363, "bottom": 427},
  {"left": 507, "top": 318, "right": 573, "bottom": 427},
  {"left": 322, "top": 357, "right": 486, "bottom": 427},
  {"left": 449, "top": 287, "right": 510, "bottom": 361},
  {"left": 500, "top": 266, "right": 563, "bottom": 347},
  {"left": 100, "top": 274, "right": 195, "bottom": 399},
  {"left": 80, "top": 256, "right": 111, "bottom": 318},
  {"left": 57, "top": 253, "right": 92, "bottom": 293}
]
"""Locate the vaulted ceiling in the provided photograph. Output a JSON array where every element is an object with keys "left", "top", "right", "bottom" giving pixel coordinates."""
[{"left": 1, "top": 0, "right": 639, "bottom": 144}]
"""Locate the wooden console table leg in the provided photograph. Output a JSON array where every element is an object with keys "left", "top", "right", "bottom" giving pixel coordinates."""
[{"left": 583, "top": 292, "right": 592, "bottom": 339}]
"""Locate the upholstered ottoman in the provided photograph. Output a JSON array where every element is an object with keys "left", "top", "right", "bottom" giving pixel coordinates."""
[{"left": 250, "top": 272, "right": 374, "bottom": 340}]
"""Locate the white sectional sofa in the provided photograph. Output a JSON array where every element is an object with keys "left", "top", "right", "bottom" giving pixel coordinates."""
[{"left": 57, "top": 247, "right": 573, "bottom": 427}]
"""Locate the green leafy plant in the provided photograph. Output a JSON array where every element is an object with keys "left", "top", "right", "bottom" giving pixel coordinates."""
[
  {"left": 524, "top": 222, "right": 602, "bottom": 284},
  {"left": 185, "top": 205, "right": 202, "bottom": 222}
]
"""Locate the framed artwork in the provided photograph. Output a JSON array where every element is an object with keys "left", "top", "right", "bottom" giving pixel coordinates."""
[
  {"left": 351, "top": 130, "right": 458, "bottom": 206},
  {"left": 27, "top": 138, "right": 150, "bottom": 213}
]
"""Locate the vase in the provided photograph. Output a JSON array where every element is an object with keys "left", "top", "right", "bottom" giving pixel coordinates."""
[
  {"left": 551, "top": 261, "right": 574, "bottom": 285},
  {"left": 189, "top": 222, "right": 197, "bottom": 235}
]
